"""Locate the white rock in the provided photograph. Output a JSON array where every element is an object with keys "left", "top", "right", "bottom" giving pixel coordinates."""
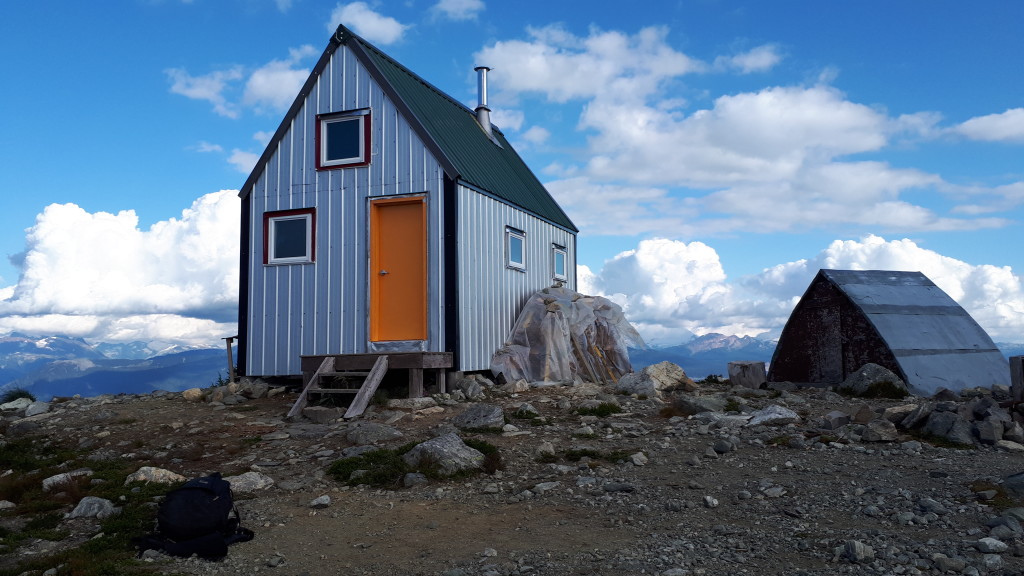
[
  {"left": 995, "top": 440, "right": 1024, "bottom": 452},
  {"left": 43, "top": 469, "right": 94, "bottom": 491},
  {"left": 629, "top": 452, "right": 649, "bottom": 466},
  {"left": 0, "top": 398, "right": 32, "bottom": 412},
  {"left": 124, "top": 466, "right": 186, "bottom": 486},
  {"left": 225, "top": 471, "right": 276, "bottom": 493},
  {"left": 746, "top": 405, "right": 800, "bottom": 427}
]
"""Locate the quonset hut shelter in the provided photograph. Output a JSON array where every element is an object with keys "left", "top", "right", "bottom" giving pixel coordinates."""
[
  {"left": 767, "top": 269, "right": 1009, "bottom": 396},
  {"left": 236, "top": 25, "right": 578, "bottom": 391}
]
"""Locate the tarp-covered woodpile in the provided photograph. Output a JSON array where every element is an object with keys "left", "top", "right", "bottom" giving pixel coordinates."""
[
  {"left": 768, "top": 269, "right": 1010, "bottom": 396},
  {"left": 490, "top": 287, "right": 644, "bottom": 385}
]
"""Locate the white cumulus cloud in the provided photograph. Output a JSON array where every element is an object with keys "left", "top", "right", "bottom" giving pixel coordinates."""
[
  {"left": 582, "top": 235, "right": 1024, "bottom": 346},
  {"left": 327, "top": 2, "right": 409, "bottom": 45},
  {"left": 432, "top": 0, "right": 484, "bottom": 20},
  {"left": 953, "top": 108, "right": 1024, "bottom": 143},
  {"left": 165, "top": 66, "right": 243, "bottom": 118},
  {"left": 714, "top": 44, "right": 782, "bottom": 73},
  {"left": 474, "top": 25, "right": 702, "bottom": 104},
  {"left": 228, "top": 150, "right": 260, "bottom": 174},
  {"left": 0, "top": 191, "right": 241, "bottom": 347},
  {"left": 242, "top": 45, "right": 317, "bottom": 113}
]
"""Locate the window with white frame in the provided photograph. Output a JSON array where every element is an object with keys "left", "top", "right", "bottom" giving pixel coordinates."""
[
  {"left": 506, "top": 227, "right": 526, "bottom": 270},
  {"left": 317, "top": 109, "right": 370, "bottom": 169},
  {"left": 552, "top": 244, "right": 567, "bottom": 281},
  {"left": 264, "top": 209, "right": 315, "bottom": 265}
]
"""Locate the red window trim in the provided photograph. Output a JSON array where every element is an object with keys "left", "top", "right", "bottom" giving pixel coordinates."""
[
  {"left": 263, "top": 208, "right": 316, "bottom": 265},
  {"left": 315, "top": 109, "right": 372, "bottom": 171}
]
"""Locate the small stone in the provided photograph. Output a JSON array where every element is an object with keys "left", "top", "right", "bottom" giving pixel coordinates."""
[
  {"left": 603, "top": 482, "right": 636, "bottom": 493},
  {"left": 181, "top": 388, "right": 205, "bottom": 402},
  {"left": 704, "top": 495, "right": 719, "bottom": 508},
  {"left": 310, "top": 495, "right": 331, "bottom": 509},
  {"left": 842, "top": 540, "right": 875, "bottom": 563},
  {"left": 629, "top": 452, "right": 648, "bottom": 466},
  {"left": 712, "top": 439, "right": 734, "bottom": 454},
  {"left": 976, "top": 537, "right": 1008, "bottom": 553}
]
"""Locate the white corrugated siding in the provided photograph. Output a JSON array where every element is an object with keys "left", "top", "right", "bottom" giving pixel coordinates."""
[
  {"left": 456, "top": 186, "right": 577, "bottom": 372},
  {"left": 246, "top": 45, "right": 445, "bottom": 377}
]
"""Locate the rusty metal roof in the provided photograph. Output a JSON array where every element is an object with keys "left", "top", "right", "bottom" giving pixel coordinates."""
[{"left": 820, "top": 269, "right": 1009, "bottom": 394}]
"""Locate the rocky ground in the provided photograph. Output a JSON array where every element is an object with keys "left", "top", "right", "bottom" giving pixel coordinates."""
[{"left": 3, "top": 365, "right": 1024, "bottom": 576}]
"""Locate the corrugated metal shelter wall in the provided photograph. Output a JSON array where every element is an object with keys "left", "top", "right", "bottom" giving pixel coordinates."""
[
  {"left": 246, "top": 45, "right": 446, "bottom": 377},
  {"left": 456, "top": 186, "right": 576, "bottom": 372}
]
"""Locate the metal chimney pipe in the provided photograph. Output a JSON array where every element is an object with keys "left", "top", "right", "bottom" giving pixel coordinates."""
[{"left": 474, "top": 66, "right": 493, "bottom": 138}]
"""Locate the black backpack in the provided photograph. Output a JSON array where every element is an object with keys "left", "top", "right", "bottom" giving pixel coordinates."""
[{"left": 134, "top": 472, "right": 255, "bottom": 560}]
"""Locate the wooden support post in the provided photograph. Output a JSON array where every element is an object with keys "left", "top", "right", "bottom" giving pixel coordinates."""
[
  {"left": 223, "top": 336, "right": 237, "bottom": 384},
  {"left": 409, "top": 368, "right": 424, "bottom": 398},
  {"left": 1011, "top": 356, "right": 1024, "bottom": 403},
  {"left": 436, "top": 369, "right": 446, "bottom": 394}
]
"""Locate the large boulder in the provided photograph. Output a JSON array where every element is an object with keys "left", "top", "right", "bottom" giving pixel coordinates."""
[
  {"left": 402, "top": 433, "right": 484, "bottom": 476},
  {"left": 839, "top": 364, "right": 908, "bottom": 398},
  {"left": 452, "top": 403, "right": 505, "bottom": 430},
  {"left": 491, "top": 287, "right": 643, "bottom": 385},
  {"left": 728, "top": 361, "right": 767, "bottom": 390},
  {"left": 67, "top": 496, "right": 119, "bottom": 519},
  {"left": 615, "top": 361, "right": 695, "bottom": 399},
  {"left": 922, "top": 411, "right": 975, "bottom": 446},
  {"left": 670, "top": 394, "right": 728, "bottom": 416},
  {"left": 346, "top": 423, "right": 403, "bottom": 445}
]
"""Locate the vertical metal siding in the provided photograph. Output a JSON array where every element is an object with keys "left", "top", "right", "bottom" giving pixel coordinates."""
[
  {"left": 246, "top": 44, "right": 445, "bottom": 377},
  {"left": 456, "top": 186, "right": 577, "bottom": 372}
]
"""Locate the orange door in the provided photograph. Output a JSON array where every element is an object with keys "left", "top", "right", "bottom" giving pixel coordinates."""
[{"left": 370, "top": 197, "right": 427, "bottom": 341}]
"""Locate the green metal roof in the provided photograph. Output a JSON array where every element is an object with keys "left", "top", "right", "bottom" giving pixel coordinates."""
[
  {"left": 240, "top": 25, "right": 576, "bottom": 233},
  {"left": 348, "top": 29, "right": 576, "bottom": 232}
]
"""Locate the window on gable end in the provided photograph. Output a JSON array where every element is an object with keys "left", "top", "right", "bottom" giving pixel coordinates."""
[
  {"left": 552, "top": 244, "right": 567, "bottom": 281},
  {"left": 316, "top": 109, "right": 371, "bottom": 169},
  {"left": 506, "top": 227, "right": 525, "bottom": 271},
  {"left": 264, "top": 208, "right": 315, "bottom": 265}
]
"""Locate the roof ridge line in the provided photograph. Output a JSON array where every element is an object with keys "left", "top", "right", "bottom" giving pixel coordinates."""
[{"left": 336, "top": 24, "right": 498, "bottom": 133}]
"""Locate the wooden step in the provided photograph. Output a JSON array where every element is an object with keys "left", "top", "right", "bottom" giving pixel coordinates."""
[
  {"left": 320, "top": 371, "right": 370, "bottom": 378},
  {"left": 309, "top": 387, "right": 362, "bottom": 394}
]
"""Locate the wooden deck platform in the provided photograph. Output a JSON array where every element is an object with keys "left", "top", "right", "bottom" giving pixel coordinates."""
[{"left": 300, "top": 352, "right": 453, "bottom": 398}]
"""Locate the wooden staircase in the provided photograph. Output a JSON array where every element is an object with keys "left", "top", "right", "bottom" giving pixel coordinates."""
[{"left": 287, "top": 355, "right": 389, "bottom": 420}]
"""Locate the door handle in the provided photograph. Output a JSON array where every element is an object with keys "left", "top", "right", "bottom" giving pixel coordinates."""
[{"left": 379, "top": 270, "right": 389, "bottom": 275}]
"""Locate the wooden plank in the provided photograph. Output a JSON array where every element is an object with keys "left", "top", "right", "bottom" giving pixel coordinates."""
[
  {"left": 288, "top": 356, "right": 333, "bottom": 420},
  {"left": 309, "top": 352, "right": 452, "bottom": 371},
  {"left": 409, "top": 368, "right": 423, "bottom": 398},
  {"left": 436, "top": 369, "right": 446, "bottom": 394},
  {"left": 344, "top": 355, "right": 389, "bottom": 419},
  {"left": 1011, "top": 356, "right": 1024, "bottom": 402}
]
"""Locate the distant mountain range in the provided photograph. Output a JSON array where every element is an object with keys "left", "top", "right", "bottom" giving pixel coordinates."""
[
  {"left": 629, "top": 334, "right": 1024, "bottom": 381},
  {"left": 0, "top": 334, "right": 229, "bottom": 401},
  {"left": 1, "top": 332, "right": 1020, "bottom": 401},
  {"left": 629, "top": 333, "right": 777, "bottom": 379}
]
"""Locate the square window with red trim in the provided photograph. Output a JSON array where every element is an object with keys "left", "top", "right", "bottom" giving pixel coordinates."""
[
  {"left": 264, "top": 208, "right": 315, "bottom": 265},
  {"left": 316, "top": 109, "right": 371, "bottom": 169}
]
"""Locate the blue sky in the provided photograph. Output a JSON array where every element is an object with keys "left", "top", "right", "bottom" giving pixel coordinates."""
[{"left": 1, "top": 1, "right": 1022, "bottom": 349}]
